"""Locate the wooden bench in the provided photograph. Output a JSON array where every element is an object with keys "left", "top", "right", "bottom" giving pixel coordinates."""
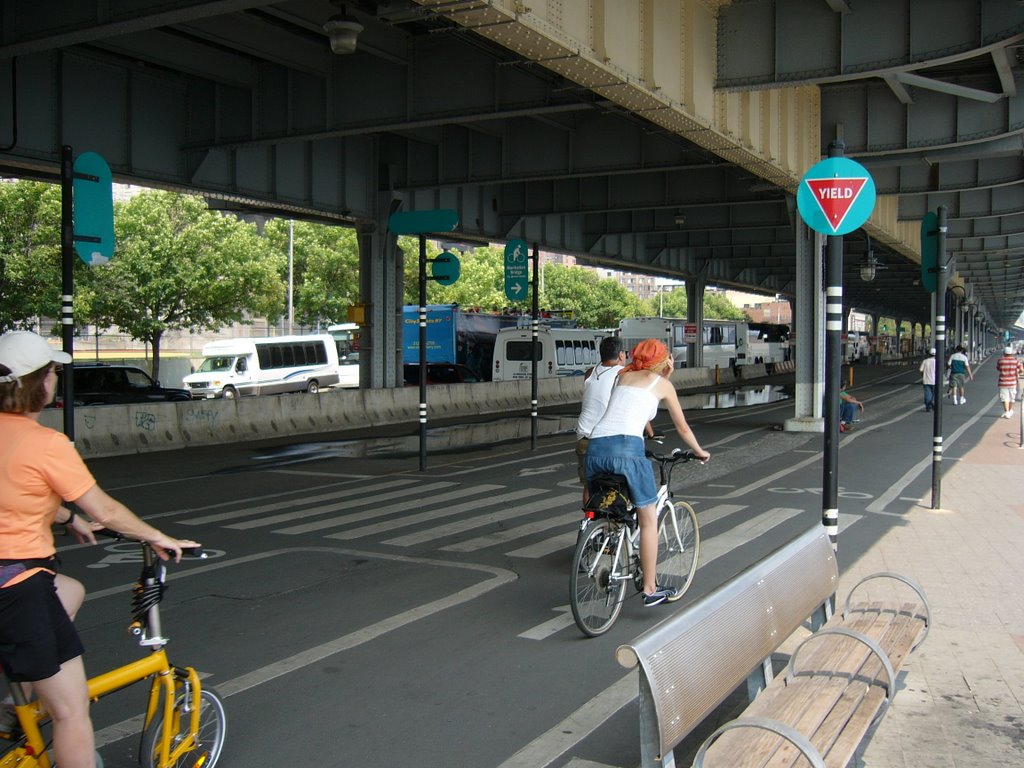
[{"left": 615, "top": 526, "right": 930, "bottom": 768}]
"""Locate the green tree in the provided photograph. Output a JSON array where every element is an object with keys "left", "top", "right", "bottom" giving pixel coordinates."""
[
  {"left": 86, "top": 191, "right": 285, "bottom": 380},
  {"left": 264, "top": 219, "right": 360, "bottom": 326},
  {"left": 703, "top": 292, "right": 746, "bottom": 320},
  {"left": 401, "top": 240, "right": 508, "bottom": 310},
  {"left": 0, "top": 180, "right": 66, "bottom": 331},
  {"left": 540, "top": 264, "right": 643, "bottom": 327}
]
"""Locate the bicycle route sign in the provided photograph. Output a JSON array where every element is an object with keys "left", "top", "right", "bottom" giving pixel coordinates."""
[
  {"left": 504, "top": 239, "right": 529, "bottom": 302},
  {"left": 796, "top": 157, "right": 876, "bottom": 236}
]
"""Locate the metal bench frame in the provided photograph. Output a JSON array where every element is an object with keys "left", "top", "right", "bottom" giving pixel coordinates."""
[{"left": 616, "top": 526, "right": 838, "bottom": 768}]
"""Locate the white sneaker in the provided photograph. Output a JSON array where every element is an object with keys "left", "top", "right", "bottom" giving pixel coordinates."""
[
  {"left": 1010, "top": 409, "right": 1015, "bottom": 418},
  {"left": 953, "top": 397, "right": 960, "bottom": 405},
  {"left": 960, "top": 397, "right": 966, "bottom": 405}
]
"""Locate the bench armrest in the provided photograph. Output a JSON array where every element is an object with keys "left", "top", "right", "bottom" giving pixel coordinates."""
[
  {"left": 842, "top": 572, "right": 931, "bottom": 651},
  {"left": 693, "top": 716, "right": 827, "bottom": 768}
]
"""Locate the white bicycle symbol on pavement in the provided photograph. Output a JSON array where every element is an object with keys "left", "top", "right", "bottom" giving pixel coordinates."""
[{"left": 768, "top": 487, "right": 873, "bottom": 500}]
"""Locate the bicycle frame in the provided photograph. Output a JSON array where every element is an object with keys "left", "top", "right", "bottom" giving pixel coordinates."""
[{"left": 2, "top": 544, "right": 207, "bottom": 768}]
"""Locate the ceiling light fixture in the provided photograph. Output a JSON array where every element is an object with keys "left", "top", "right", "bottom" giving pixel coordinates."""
[{"left": 323, "top": 4, "right": 363, "bottom": 55}]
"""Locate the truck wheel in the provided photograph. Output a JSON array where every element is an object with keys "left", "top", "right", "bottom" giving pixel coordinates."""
[
  {"left": 222, "top": 386, "right": 237, "bottom": 399},
  {"left": 307, "top": 380, "right": 320, "bottom": 394}
]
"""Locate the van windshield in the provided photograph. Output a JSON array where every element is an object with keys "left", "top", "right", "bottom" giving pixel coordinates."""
[{"left": 197, "top": 356, "right": 236, "bottom": 373}]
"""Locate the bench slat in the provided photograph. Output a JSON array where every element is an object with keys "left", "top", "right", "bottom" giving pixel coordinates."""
[{"left": 697, "top": 598, "right": 927, "bottom": 768}]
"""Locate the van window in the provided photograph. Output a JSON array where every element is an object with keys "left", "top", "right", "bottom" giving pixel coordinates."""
[
  {"left": 573, "top": 340, "right": 583, "bottom": 365},
  {"left": 506, "top": 340, "right": 543, "bottom": 361}
]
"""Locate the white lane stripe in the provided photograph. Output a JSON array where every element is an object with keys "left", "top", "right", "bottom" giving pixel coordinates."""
[
  {"left": 274, "top": 483, "right": 503, "bottom": 535},
  {"left": 441, "top": 511, "right": 580, "bottom": 552},
  {"left": 383, "top": 492, "right": 580, "bottom": 547},
  {"left": 182, "top": 477, "right": 419, "bottom": 525},
  {"left": 495, "top": 672, "right": 637, "bottom": 768},
  {"left": 698, "top": 508, "right": 804, "bottom": 565},
  {"left": 506, "top": 531, "right": 577, "bottom": 559},
  {"left": 91, "top": 547, "right": 516, "bottom": 748},
  {"left": 865, "top": 399, "right": 994, "bottom": 513},
  {"left": 695, "top": 503, "right": 747, "bottom": 525},
  {"left": 325, "top": 487, "right": 536, "bottom": 540},
  {"left": 518, "top": 605, "right": 574, "bottom": 641},
  {"left": 226, "top": 481, "right": 454, "bottom": 530}
]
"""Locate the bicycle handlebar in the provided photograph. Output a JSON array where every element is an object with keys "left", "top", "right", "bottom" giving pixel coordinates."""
[
  {"left": 95, "top": 528, "right": 207, "bottom": 559},
  {"left": 645, "top": 448, "right": 702, "bottom": 464}
]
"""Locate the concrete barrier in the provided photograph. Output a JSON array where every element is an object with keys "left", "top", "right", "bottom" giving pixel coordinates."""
[{"left": 47, "top": 364, "right": 764, "bottom": 459}]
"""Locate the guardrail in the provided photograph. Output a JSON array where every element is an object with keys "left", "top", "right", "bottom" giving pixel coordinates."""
[{"left": 40, "top": 365, "right": 737, "bottom": 458}]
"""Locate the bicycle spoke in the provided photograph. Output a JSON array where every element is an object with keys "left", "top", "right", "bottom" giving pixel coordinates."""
[
  {"left": 655, "top": 502, "right": 700, "bottom": 601},
  {"left": 570, "top": 521, "right": 627, "bottom": 637}
]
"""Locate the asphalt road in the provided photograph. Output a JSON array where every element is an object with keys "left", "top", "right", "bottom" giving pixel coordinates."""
[{"left": 47, "top": 359, "right": 1002, "bottom": 768}]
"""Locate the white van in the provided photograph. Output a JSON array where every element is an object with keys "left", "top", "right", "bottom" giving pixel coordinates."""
[
  {"left": 492, "top": 327, "right": 606, "bottom": 381},
  {"left": 183, "top": 335, "right": 340, "bottom": 399}
]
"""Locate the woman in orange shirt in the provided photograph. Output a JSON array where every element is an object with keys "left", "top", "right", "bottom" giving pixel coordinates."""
[{"left": 0, "top": 331, "right": 198, "bottom": 768}]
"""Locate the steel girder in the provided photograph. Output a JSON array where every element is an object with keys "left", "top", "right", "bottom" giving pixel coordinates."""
[{"left": 718, "top": 0, "right": 1024, "bottom": 331}]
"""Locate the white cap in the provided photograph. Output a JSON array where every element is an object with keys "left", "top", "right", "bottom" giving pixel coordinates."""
[
  {"left": 0, "top": 331, "right": 72, "bottom": 383},
  {"left": 1005, "top": 346, "right": 1015, "bottom": 355},
  {"left": 928, "top": 348, "right": 936, "bottom": 355}
]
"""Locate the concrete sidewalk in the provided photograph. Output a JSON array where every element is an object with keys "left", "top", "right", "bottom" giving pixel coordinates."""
[{"left": 848, "top": 411, "right": 1024, "bottom": 767}]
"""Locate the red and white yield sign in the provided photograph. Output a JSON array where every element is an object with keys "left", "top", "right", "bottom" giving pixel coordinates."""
[{"left": 796, "top": 157, "right": 876, "bottom": 236}]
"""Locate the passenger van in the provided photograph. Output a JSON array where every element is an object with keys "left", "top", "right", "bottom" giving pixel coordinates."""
[
  {"left": 182, "top": 335, "right": 340, "bottom": 399},
  {"left": 492, "top": 327, "right": 606, "bottom": 381}
]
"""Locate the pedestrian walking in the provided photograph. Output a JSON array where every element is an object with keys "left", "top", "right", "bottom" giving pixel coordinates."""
[
  {"left": 995, "top": 346, "right": 1023, "bottom": 419},
  {"left": 947, "top": 345, "right": 974, "bottom": 405},
  {"left": 919, "top": 348, "right": 937, "bottom": 412}
]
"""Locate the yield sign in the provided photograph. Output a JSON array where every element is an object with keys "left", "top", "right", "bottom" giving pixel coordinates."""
[
  {"left": 796, "top": 157, "right": 876, "bottom": 236},
  {"left": 804, "top": 178, "right": 867, "bottom": 233}
]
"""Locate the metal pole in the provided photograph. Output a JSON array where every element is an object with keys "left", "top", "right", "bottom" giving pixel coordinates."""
[
  {"left": 530, "top": 243, "right": 539, "bottom": 450},
  {"left": 418, "top": 234, "right": 427, "bottom": 471},
  {"left": 821, "top": 141, "right": 844, "bottom": 551},
  {"left": 287, "top": 219, "right": 294, "bottom": 334},
  {"left": 60, "top": 145, "right": 75, "bottom": 441},
  {"left": 931, "top": 206, "right": 948, "bottom": 508}
]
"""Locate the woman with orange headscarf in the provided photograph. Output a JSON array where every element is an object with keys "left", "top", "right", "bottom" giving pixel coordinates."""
[{"left": 584, "top": 339, "right": 710, "bottom": 606}]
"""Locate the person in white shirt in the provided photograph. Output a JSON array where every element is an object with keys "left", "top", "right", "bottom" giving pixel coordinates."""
[
  {"left": 584, "top": 339, "right": 710, "bottom": 606},
  {"left": 919, "top": 348, "right": 937, "bottom": 412},
  {"left": 946, "top": 345, "right": 974, "bottom": 405}
]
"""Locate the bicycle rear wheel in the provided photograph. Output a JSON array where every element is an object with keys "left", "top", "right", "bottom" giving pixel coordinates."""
[
  {"left": 570, "top": 520, "right": 628, "bottom": 637},
  {"left": 139, "top": 687, "right": 226, "bottom": 768},
  {"left": 655, "top": 501, "right": 700, "bottom": 601}
]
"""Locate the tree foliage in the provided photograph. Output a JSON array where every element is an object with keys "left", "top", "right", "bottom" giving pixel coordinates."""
[
  {"left": 0, "top": 180, "right": 67, "bottom": 332},
  {"left": 85, "top": 191, "right": 285, "bottom": 379},
  {"left": 264, "top": 219, "right": 359, "bottom": 326}
]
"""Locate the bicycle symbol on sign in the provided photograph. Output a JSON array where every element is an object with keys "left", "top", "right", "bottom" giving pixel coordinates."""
[{"left": 508, "top": 244, "right": 527, "bottom": 263}]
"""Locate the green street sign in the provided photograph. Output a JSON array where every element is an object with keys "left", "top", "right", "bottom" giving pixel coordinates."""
[
  {"left": 431, "top": 251, "right": 461, "bottom": 286},
  {"left": 504, "top": 239, "right": 529, "bottom": 302},
  {"left": 388, "top": 209, "right": 458, "bottom": 235},
  {"left": 920, "top": 211, "right": 938, "bottom": 293},
  {"left": 73, "top": 151, "right": 114, "bottom": 266}
]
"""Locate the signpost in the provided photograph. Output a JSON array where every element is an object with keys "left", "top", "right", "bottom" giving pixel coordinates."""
[
  {"left": 387, "top": 208, "right": 459, "bottom": 471},
  {"left": 431, "top": 250, "right": 461, "bottom": 286},
  {"left": 796, "top": 146, "right": 875, "bottom": 552}
]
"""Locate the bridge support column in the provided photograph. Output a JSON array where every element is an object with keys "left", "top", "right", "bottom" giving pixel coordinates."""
[
  {"left": 357, "top": 197, "right": 403, "bottom": 389},
  {"left": 785, "top": 216, "right": 824, "bottom": 432},
  {"left": 685, "top": 276, "right": 706, "bottom": 368}
]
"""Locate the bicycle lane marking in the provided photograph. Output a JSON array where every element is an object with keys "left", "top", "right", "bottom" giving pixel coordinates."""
[
  {"left": 685, "top": 403, "right": 926, "bottom": 501},
  {"left": 91, "top": 547, "right": 516, "bottom": 748}
]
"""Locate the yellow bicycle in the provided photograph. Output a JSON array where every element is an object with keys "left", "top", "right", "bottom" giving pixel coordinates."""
[{"left": 1, "top": 538, "right": 226, "bottom": 768}]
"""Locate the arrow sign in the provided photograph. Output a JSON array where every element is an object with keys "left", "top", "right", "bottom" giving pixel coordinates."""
[
  {"left": 504, "top": 238, "right": 529, "bottom": 302},
  {"left": 796, "top": 157, "right": 876, "bottom": 236}
]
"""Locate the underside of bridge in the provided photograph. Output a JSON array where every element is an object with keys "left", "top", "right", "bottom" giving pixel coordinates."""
[{"left": 1, "top": 0, "right": 1021, "bottom": 340}]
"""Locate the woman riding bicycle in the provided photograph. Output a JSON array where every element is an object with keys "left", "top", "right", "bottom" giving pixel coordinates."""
[
  {"left": 0, "top": 331, "right": 198, "bottom": 768},
  {"left": 584, "top": 338, "right": 710, "bottom": 607}
]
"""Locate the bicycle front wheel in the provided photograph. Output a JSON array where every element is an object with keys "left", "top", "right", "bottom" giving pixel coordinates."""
[
  {"left": 570, "top": 520, "right": 628, "bottom": 637},
  {"left": 139, "top": 687, "right": 226, "bottom": 768},
  {"left": 656, "top": 501, "right": 700, "bottom": 601}
]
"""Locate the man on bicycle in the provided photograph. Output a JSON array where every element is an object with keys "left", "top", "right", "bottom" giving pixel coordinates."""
[{"left": 584, "top": 339, "right": 710, "bottom": 606}]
